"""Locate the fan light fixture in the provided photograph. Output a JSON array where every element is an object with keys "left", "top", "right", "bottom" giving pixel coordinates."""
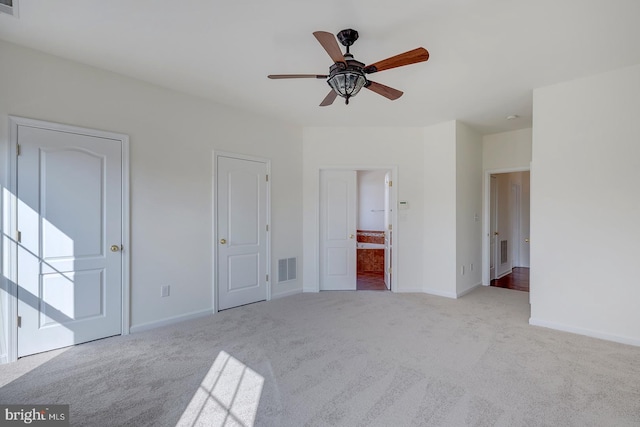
[{"left": 327, "top": 56, "right": 368, "bottom": 104}]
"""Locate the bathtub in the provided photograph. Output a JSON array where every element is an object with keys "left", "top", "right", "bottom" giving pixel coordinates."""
[{"left": 357, "top": 242, "right": 385, "bottom": 249}]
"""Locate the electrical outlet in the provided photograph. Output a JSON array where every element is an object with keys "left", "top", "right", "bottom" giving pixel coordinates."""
[{"left": 161, "top": 285, "right": 170, "bottom": 297}]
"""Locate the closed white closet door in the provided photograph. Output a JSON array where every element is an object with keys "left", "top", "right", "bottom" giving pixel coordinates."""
[
  {"left": 17, "top": 124, "right": 123, "bottom": 357},
  {"left": 216, "top": 155, "right": 268, "bottom": 310}
]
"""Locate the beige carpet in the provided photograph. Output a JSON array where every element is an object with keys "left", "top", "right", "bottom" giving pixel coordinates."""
[{"left": 1, "top": 287, "right": 639, "bottom": 426}]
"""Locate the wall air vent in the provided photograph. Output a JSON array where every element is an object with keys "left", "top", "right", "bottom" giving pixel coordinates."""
[
  {"left": 500, "top": 240, "right": 508, "bottom": 264},
  {"left": 278, "top": 257, "right": 297, "bottom": 283},
  {"left": 0, "top": 0, "right": 18, "bottom": 17}
]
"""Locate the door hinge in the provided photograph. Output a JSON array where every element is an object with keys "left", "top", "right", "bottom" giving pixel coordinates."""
[
  {"left": 266, "top": 175, "right": 269, "bottom": 182},
  {"left": 16, "top": 230, "right": 21, "bottom": 243},
  {"left": 17, "top": 316, "right": 22, "bottom": 328},
  {"left": 16, "top": 144, "right": 21, "bottom": 156},
  {"left": 388, "top": 224, "right": 392, "bottom": 231},
  {"left": 266, "top": 274, "right": 269, "bottom": 281},
  {"left": 266, "top": 224, "right": 269, "bottom": 232},
  {"left": 388, "top": 180, "right": 392, "bottom": 187}
]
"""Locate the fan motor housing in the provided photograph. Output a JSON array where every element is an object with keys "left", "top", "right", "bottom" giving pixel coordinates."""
[{"left": 336, "top": 29, "right": 359, "bottom": 47}]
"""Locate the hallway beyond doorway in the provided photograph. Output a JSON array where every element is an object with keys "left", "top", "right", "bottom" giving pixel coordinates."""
[{"left": 490, "top": 267, "right": 530, "bottom": 292}]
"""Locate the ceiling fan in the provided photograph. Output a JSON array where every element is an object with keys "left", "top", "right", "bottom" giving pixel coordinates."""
[{"left": 268, "top": 29, "right": 429, "bottom": 106}]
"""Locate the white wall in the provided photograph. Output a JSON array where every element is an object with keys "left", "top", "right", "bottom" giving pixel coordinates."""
[
  {"left": 357, "top": 170, "right": 386, "bottom": 231},
  {"left": 483, "top": 128, "right": 532, "bottom": 171},
  {"left": 482, "top": 128, "right": 532, "bottom": 285},
  {"left": 455, "top": 122, "right": 483, "bottom": 296},
  {"left": 301, "top": 121, "right": 467, "bottom": 298},
  {"left": 303, "top": 126, "right": 431, "bottom": 293},
  {"left": 531, "top": 64, "right": 640, "bottom": 345},
  {"left": 422, "top": 122, "right": 457, "bottom": 297},
  {"left": 0, "top": 40, "right": 304, "bottom": 360}
]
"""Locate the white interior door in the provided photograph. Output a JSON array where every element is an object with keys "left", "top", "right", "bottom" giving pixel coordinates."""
[
  {"left": 520, "top": 172, "right": 531, "bottom": 268},
  {"left": 216, "top": 155, "right": 268, "bottom": 310},
  {"left": 511, "top": 183, "right": 522, "bottom": 267},
  {"left": 17, "top": 125, "right": 123, "bottom": 357},
  {"left": 490, "top": 175, "right": 497, "bottom": 280},
  {"left": 320, "top": 170, "right": 357, "bottom": 290},
  {"left": 496, "top": 174, "right": 512, "bottom": 278},
  {"left": 384, "top": 172, "right": 392, "bottom": 290}
]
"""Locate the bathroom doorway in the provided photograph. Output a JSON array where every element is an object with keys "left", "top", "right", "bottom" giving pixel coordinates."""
[
  {"left": 356, "top": 170, "right": 391, "bottom": 291},
  {"left": 319, "top": 167, "right": 395, "bottom": 292}
]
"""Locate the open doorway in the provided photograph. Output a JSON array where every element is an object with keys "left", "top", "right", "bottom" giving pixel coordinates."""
[
  {"left": 356, "top": 170, "right": 391, "bottom": 291},
  {"left": 485, "top": 170, "right": 530, "bottom": 292},
  {"left": 319, "top": 168, "right": 394, "bottom": 292}
]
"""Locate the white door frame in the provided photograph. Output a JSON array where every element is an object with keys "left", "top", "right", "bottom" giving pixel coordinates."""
[
  {"left": 313, "top": 165, "right": 398, "bottom": 292},
  {"left": 2, "top": 116, "right": 130, "bottom": 363},
  {"left": 211, "top": 151, "right": 271, "bottom": 312},
  {"left": 482, "top": 166, "right": 529, "bottom": 286}
]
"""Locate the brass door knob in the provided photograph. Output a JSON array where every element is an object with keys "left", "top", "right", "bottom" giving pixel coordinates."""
[
  {"left": 220, "top": 238, "right": 227, "bottom": 244},
  {"left": 493, "top": 231, "right": 499, "bottom": 236},
  {"left": 349, "top": 234, "right": 354, "bottom": 239},
  {"left": 110, "top": 245, "right": 120, "bottom": 252},
  {"left": 525, "top": 238, "right": 530, "bottom": 243}
]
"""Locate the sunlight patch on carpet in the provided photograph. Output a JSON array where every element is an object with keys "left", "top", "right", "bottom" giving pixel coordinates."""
[
  {"left": 176, "top": 351, "right": 264, "bottom": 427},
  {"left": 0, "top": 347, "right": 70, "bottom": 387}
]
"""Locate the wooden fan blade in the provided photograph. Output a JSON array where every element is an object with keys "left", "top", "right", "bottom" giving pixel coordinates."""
[
  {"left": 364, "top": 47, "right": 429, "bottom": 74},
  {"left": 320, "top": 90, "right": 338, "bottom": 107},
  {"left": 365, "top": 81, "right": 404, "bottom": 100},
  {"left": 313, "top": 31, "right": 346, "bottom": 65},
  {"left": 268, "top": 74, "right": 328, "bottom": 79}
]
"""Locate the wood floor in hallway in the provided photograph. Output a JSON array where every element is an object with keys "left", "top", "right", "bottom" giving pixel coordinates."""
[{"left": 490, "top": 267, "right": 530, "bottom": 292}]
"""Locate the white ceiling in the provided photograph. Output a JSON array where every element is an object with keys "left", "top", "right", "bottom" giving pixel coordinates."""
[{"left": 1, "top": 0, "right": 640, "bottom": 134}]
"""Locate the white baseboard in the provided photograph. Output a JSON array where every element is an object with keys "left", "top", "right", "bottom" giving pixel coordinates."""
[
  {"left": 529, "top": 318, "right": 640, "bottom": 347},
  {"left": 271, "top": 288, "right": 302, "bottom": 300},
  {"left": 423, "top": 288, "right": 458, "bottom": 299},
  {"left": 496, "top": 269, "right": 512, "bottom": 280},
  {"left": 457, "top": 282, "right": 482, "bottom": 298},
  {"left": 0, "top": 353, "right": 7, "bottom": 364},
  {"left": 130, "top": 309, "right": 213, "bottom": 334}
]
